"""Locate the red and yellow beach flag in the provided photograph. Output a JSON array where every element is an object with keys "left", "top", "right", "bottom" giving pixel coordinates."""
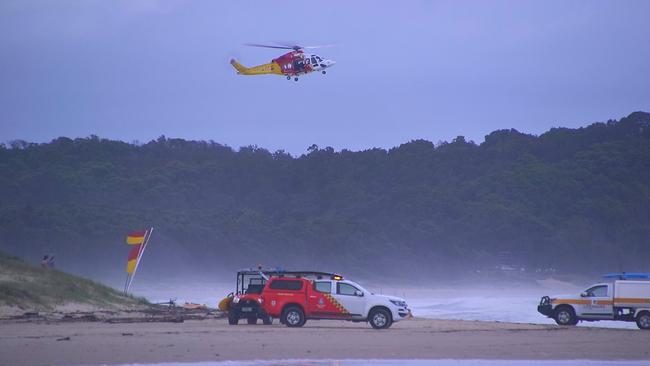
[
  {"left": 123, "top": 227, "right": 154, "bottom": 294},
  {"left": 126, "top": 231, "right": 147, "bottom": 245},
  {"left": 126, "top": 244, "right": 142, "bottom": 274}
]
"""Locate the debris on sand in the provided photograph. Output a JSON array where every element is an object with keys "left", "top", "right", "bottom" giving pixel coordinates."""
[{"left": 1, "top": 304, "right": 225, "bottom": 324}]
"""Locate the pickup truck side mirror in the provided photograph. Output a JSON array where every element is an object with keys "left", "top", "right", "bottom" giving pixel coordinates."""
[
  {"left": 580, "top": 292, "right": 588, "bottom": 297},
  {"left": 355, "top": 290, "right": 364, "bottom": 297}
]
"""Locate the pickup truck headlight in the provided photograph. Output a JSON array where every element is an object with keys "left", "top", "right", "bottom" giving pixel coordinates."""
[{"left": 390, "top": 299, "right": 407, "bottom": 307}]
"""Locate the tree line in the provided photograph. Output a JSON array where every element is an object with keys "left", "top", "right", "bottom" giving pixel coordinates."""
[{"left": 1, "top": 112, "right": 649, "bottom": 278}]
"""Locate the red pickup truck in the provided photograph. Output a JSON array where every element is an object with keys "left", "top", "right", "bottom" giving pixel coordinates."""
[{"left": 259, "top": 275, "right": 410, "bottom": 329}]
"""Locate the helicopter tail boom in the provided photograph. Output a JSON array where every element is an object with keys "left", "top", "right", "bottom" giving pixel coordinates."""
[{"left": 230, "top": 59, "right": 282, "bottom": 75}]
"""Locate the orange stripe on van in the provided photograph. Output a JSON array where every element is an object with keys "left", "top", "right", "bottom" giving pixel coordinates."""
[
  {"left": 553, "top": 298, "right": 650, "bottom": 305},
  {"left": 551, "top": 299, "right": 590, "bottom": 305},
  {"left": 595, "top": 300, "right": 613, "bottom": 305},
  {"left": 614, "top": 298, "right": 650, "bottom": 304}
]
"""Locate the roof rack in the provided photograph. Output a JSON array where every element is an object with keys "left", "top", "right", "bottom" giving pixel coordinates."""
[
  {"left": 274, "top": 271, "right": 339, "bottom": 278},
  {"left": 236, "top": 268, "right": 341, "bottom": 279},
  {"left": 236, "top": 268, "right": 283, "bottom": 276},
  {"left": 603, "top": 272, "right": 650, "bottom": 280}
]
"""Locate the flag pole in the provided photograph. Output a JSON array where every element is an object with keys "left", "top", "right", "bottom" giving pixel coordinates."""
[
  {"left": 127, "top": 227, "right": 153, "bottom": 293},
  {"left": 123, "top": 274, "right": 130, "bottom": 295}
]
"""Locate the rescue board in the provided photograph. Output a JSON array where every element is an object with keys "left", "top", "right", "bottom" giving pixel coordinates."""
[
  {"left": 603, "top": 272, "right": 650, "bottom": 280},
  {"left": 218, "top": 296, "right": 232, "bottom": 311}
]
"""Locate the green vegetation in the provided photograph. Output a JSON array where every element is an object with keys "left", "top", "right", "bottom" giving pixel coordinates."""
[
  {"left": 0, "top": 251, "right": 145, "bottom": 310},
  {"left": 0, "top": 112, "right": 649, "bottom": 276}
]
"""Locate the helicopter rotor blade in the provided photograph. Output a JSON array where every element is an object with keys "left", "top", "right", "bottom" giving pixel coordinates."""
[
  {"left": 301, "top": 44, "right": 337, "bottom": 49},
  {"left": 275, "top": 42, "right": 337, "bottom": 50},
  {"left": 247, "top": 42, "right": 338, "bottom": 51},
  {"left": 245, "top": 43, "right": 295, "bottom": 50},
  {"left": 273, "top": 42, "right": 306, "bottom": 50}
]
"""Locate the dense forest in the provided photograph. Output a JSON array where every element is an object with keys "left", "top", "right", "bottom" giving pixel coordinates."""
[{"left": 1, "top": 112, "right": 649, "bottom": 280}]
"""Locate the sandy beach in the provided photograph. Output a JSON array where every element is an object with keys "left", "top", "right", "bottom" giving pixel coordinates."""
[{"left": 1, "top": 317, "right": 649, "bottom": 366}]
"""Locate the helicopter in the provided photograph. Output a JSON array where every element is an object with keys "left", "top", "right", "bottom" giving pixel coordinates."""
[{"left": 230, "top": 43, "right": 336, "bottom": 82}]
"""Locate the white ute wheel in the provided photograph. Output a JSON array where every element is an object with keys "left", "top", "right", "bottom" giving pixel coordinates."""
[
  {"left": 636, "top": 312, "right": 650, "bottom": 330},
  {"left": 554, "top": 306, "right": 577, "bottom": 326},
  {"left": 369, "top": 307, "right": 392, "bottom": 329}
]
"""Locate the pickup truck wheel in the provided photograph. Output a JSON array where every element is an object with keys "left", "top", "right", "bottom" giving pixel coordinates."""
[
  {"left": 636, "top": 312, "right": 650, "bottom": 330},
  {"left": 554, "top": 306, "right": 577, "bottom": 326},
  {"left": 282, "top": 306, "right": 306, "bottom": 327},
  {"left": 228, "top": 310, "right": 239, "bottom": 325},
  {"left": 247, "top": 317, "right": 257, "bottom": 325},
  {"left": 262, "top": 316, "right": 273, "bottom": 325},
  {"left": 369, "top": 308, "right": 392, "bottom": 329}
]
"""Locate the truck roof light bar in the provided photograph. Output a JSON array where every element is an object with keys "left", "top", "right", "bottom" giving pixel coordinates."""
[{"left": 603, "top": 272, "right": 650, "bottom": 280}]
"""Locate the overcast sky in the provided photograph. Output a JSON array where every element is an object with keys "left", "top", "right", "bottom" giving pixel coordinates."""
[{"left": 1, "top": 0, "right": 649, "bottom": 154}]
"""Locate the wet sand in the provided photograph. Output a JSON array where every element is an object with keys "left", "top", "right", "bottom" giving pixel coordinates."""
[{"left": 1, "top": 318, "right": 649, "bottom": 366}]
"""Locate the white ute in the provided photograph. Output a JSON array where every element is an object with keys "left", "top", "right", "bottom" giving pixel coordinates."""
[{"left": 538, "top": 273, "right": 650, "bottom": 329}]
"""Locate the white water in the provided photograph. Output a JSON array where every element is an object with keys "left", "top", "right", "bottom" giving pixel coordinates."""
[{"left": 129, "top": 279, "right": 639, "bottom": 330}]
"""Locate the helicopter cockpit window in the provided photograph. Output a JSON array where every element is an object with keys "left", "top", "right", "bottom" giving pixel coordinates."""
[
  {"left": 305, "top": 58, "right": 310, "bottom": 64},
  {"left": 311, "top": 57, "right": 317, "bottom": 64},
  {"left": 315, "top": 56, "right": 322, "bottom": 62}
]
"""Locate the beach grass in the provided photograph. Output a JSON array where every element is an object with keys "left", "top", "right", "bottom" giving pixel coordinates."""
[{"left": 0, "top": 251, "right": 147, "bottom": 311}]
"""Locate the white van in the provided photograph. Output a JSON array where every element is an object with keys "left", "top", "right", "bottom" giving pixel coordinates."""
[{"left": 537, "top": 273, "right": 650, "bottom": 330}]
